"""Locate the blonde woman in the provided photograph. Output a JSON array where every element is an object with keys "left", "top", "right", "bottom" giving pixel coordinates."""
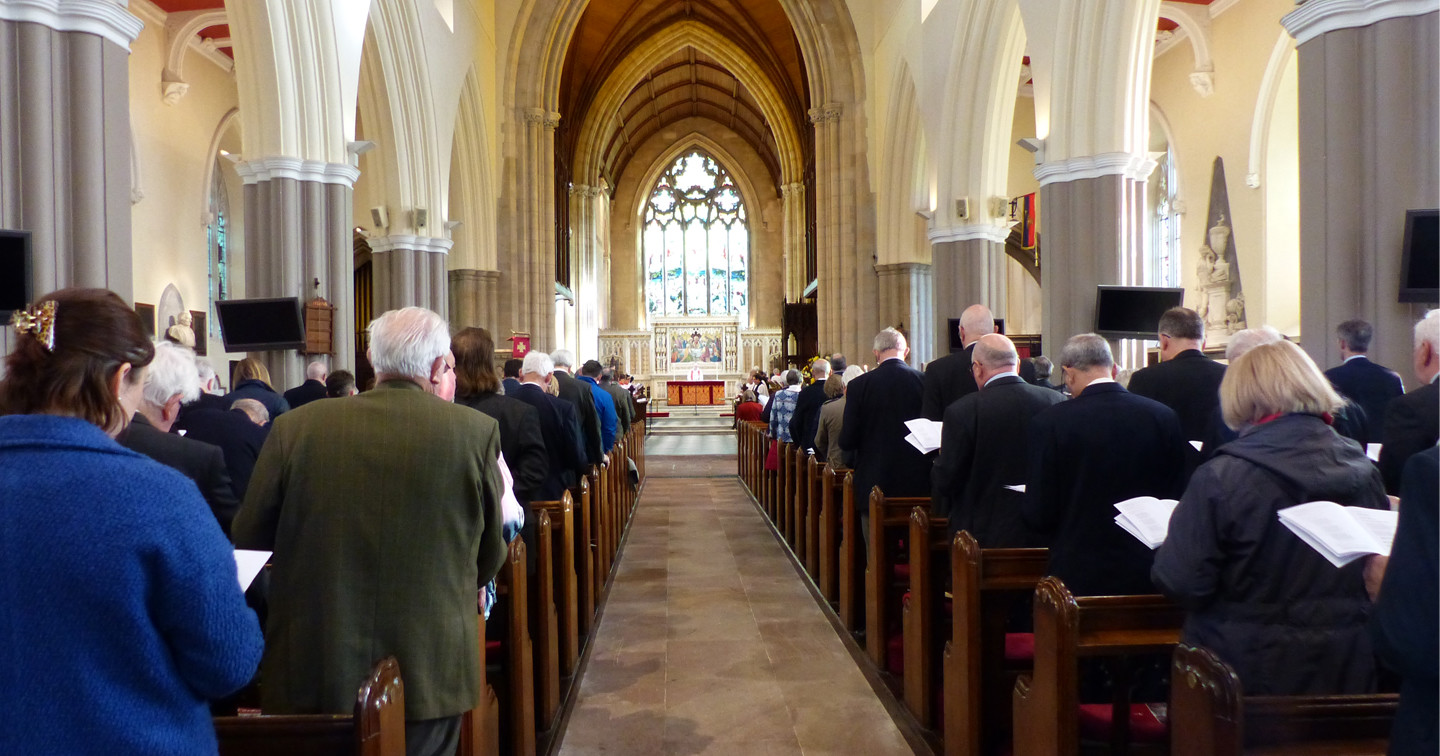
[
  {"left": 224, "top": 356, "right": 290, "bottom": 419},
  {"left": 1153, "top": 340, "right": 1387, "bottom": 695}
]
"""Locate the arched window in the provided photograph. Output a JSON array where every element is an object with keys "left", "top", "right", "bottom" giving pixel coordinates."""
[
  {"left": 206, "top": 159, "right": 229, "bottom": 335},
  {"left": 643, "top": 151, "right": 748, "bottom": 322},
  {"left": 1149, "top": 144, "right": 1181, "bottom": 288}
]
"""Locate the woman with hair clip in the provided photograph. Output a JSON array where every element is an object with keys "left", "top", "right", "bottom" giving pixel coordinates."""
[{"left": 0, "top": 288, "right": 263, "bottom": 754}]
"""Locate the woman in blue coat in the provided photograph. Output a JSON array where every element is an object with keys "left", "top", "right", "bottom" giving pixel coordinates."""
[{"left": 0, "top": 288, "right": 263, "bottom": 755}]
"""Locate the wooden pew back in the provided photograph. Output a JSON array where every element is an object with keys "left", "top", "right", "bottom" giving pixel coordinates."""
[
  {"left": 531, "top": 493, "right": 579, "bottom": 677},
  {"left": 903, "top": 506, "right": 949, "bottom": 727},
  {"left": 818, "top": 464, "right": 850, "bottom": 605},
  {"left": 1170, "top": 643, "right": 1398, "bottom": 756},
  {"left": 215, "top": 656, "right": 405, "bottom": 756},
  {"left": 865, "top": 488, "right": 931, "bottom": 667}
]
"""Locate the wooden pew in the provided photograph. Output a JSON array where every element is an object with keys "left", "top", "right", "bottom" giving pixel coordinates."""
[
  {"left": 491, "top": 538, "right": 536, "bottom": 756},
  {"left": 837, "top": 471, "right": 862, "bottom": 632},
  {"left": 788, "top": 444, "right": 805, "bottom": 551},
  {"left": 818, "top": 464, "right": 850, "bottom": 605},
  {"left": 1170, "top": 643, "right": 1398, "bottom": 756},
  {"left": 459, "top": 616, "right": 502, "bottom": 756},
  {"left": 865, "top": 488, "right": 931, "bottom": 668},
  {"left": 532, "top": 493, "right": 579, "bottom": 678},
  {"left": 1012, "top": 577, "right": 1184, "bottom": 756},
  {"left": 529, "top": 511, "right": 560, "bottom": 733},
  {"left": 778, "top": 440, "right": 793, "bottom": 537},
  {"left": 804, "top": 455, "right": 821, "bottom": 577},
  {"left": 587, "top": 467, "right": 608, "bottom": 599},
  {"left": 902, "top": 506, "right": 949, "bottom": 728},
  {"left": 568, "top": 478, "right": 595, "bottom": 641},
  {"left": 215, "top": 658, "right": 405, "bottom": 756},
  {"left": 942, "top": 533, "right": 1048, "bottom": 756}
]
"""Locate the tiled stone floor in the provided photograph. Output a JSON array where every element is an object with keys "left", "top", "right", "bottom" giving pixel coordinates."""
[{"left": 555, "top": 464, "right": 915, "bottom": 756}]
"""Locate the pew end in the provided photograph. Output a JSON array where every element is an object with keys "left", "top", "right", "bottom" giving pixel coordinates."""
[{"left": 214, "top": 656, "right": 405, "bottom": 756}]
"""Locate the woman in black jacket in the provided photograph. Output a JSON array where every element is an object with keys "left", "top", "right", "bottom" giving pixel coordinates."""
[
  {"left": 1153, "top": 339, "right": 1387, "bottom": 695},
  {"left": 452, "top": 327, "right": 549, "bottom": 508}
]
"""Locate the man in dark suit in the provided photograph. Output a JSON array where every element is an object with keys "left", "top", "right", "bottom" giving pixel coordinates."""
[
  {"left": 283, "top": 361, "right": 329, "bottom": 409},
  {"left": 599, "top": 368, "right": 635, "bottom": 431},
  {"left": 1022, "top": 333, "right": 1187, "bottom": 597},
  {"left": 1325, "top": 319, "right": 1404, "bottom": 443},
  {"left": 509, "top": 351, "right": 588, "bottom": 499},
  {"left": 173, "top": 402, "right": 270, "bottom": 501},
  {"left": 840, "top": 328, "right": 933, "bottom": 530},
  {"left": 233, "top": 306, "right": 507, "bottom": 756},
  {"left": 501, "top": 358, "right": 524, "bottom": 395},
  {"left": 118, "top": 340, "right": 240, "bottom": 535},
  {"left": 552, "top": 349, "right": 604, "bottom": 468},
  {"left": 788, "top": 358, "right": 831, "bottom": 453},
  {"left": 921, "top": 304, "right": 993, "bottom": 419},
  {"left": 1127, "top": 307, "right": 1227, "bottom": 469},
  {"left": 1380, "top": 309, "right": 1440, "bottom": 494},
  {"left": 931, "top": 334, "right": 1064, "bottom": 546}
]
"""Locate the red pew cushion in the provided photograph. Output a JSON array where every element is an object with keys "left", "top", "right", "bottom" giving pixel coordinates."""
[
  {"left": 1004, "top": 632, "right": 1034, "bottom": 662},
  {"left": 1076, "top": 703, "right": 1168, "bottom": 744}
]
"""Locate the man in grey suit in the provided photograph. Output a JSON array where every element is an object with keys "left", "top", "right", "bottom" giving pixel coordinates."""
[
  {"left": 234, "top": 307, "right": 507, "bottom": 756},
  {"left": 931, "top": 334, "right": 1063, "bottom": 546}
]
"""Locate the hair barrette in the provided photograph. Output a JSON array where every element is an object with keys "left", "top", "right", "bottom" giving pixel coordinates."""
[{"left": 10, "top": 300, "right": 57, "bottom": 351}]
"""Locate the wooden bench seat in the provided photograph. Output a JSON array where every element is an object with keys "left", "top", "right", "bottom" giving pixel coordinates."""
[
  {"left": 865, "top": 488, "right": 931, "bottom": 667},
  {"left": 804, "top": 455, "right": 821, "bottom": 577},
  {"left": 1012, "top": 577, "right": 1184, "bottom": 756},
  {"left": 902, "top": 506, "right": 949, "bottom": 728},
  {"left": 532, "top": 492, "right": 579, "bottom": 678},
  {"left": 942, "top": 532, "right": 1048, "bottom": 756},
  {"left": 215, "top": 656, "right": 405, "bottom": 756},
  {"left": 490, "top": 538, "right": 536, "bottom": 756},
  {"left": 818, "top": 463, "right": 850, "bottom": 605},
  {"left": 1170, "top": 643, "right": 1398, "bottom": 756},
  {"left": 530, "top": 510, "right": 559, "bottom": 733}
]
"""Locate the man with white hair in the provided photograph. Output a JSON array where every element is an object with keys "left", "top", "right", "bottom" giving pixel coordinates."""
[
  {"left": 551, "top": 348, "right": 604, "bottom": 468},
  {"left": 117, "top": 340, "right": 240, "bottom": 533},
  {"left": 788, "top": 357, "right": 832, "bottom": 454},
  {"left": 234, "top": 306, "right": 507, "bottom": 756},
  {"left": 510, "top": 351, "right": 588, "bottom": 498},
  {"left": 840, "top": 328, "right": 932, "bottom": 533},
  {"left": 1380, "top": 309, "right": 1440, "bottom": 494},
  {"left": 922, "top": 303, "right": 995, "bottom": 419},
  {"left": 283, "top": 360, "right": 329, "bottom": 409}
]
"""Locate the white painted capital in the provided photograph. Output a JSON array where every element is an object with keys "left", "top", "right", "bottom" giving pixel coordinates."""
[
  {"left": 1189, "top": 70, "right": 1215, "bottom": 97},
  {"left": 367, "top": 234, "right": 455, "bottom": 255},
  {"left": 0, "top": 0, "right": 144, "bottom": 49},
  {"left": 234, "top": 156, "right": 362, "bottom": 187},
  {"left": 927, "top": 223, "right": 1011, "bottom": 244},
  {"left": 1033, "top": 151, "right": 1157, "bottom": 186},
  {"left": 1283, "top": 0, "right": 1438, "bottom": 45}
]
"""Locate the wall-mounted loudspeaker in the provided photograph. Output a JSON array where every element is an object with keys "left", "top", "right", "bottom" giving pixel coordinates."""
[
  {"left": 370, "top": 206, "right": 389, "bottom": 229},
  {"left": 414, "top": 208, "right": 428, "bottom": 231}
]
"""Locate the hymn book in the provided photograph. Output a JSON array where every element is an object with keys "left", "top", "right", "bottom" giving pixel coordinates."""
[
  {"left": 1277, "top": 501, "right": 1398, "bottom": 567},
  {"left": 1113, "top": 496, "right": 1180, "bottom": 549},
  {"left": 903, "top": 418, "right": 944, "bottom": 454},
  {"left": 234, "top": 550, "right": 271, "bottom": 592}
]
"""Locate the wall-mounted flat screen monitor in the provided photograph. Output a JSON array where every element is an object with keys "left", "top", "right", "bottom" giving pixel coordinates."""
[
  {"left": 0, "top": 229, "right": 32, "bottom": 318},
  {"left": 1094, "top": 286, "right": 1185, "bottom": 340},
  {"left": 215, "top": 297, "right": 306, "bottom": 352},
  {"left": 1400, "top": 209, "right": 1438, "bottom": 303}
]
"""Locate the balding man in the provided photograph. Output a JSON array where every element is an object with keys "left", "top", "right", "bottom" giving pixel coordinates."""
[
  {"left": 931, "top": 334, "right": 1063, "bottom": 546},
  {"left": 922, "top": 304, "right": 994, "bottom": 420},
  {"left": 1127, "top": 307, "right": 1227, "bottom": 469},
  {"left": 840, "top": 328, "right": 932, "bottom": 530},
  {"left": 283, "top": 360, "right": 329, "bottom": 409},
  {"left": 788, "top": 357, "right": 832, "bottom": 454},
  {"left": 234, "top": 307, "right": 507, "bottom": 756},
  {"left": 1380, "top": 309, "right": 1440, "bottom": 494},
  {"left": 1022, "top": 334, "right": 1187, "bottom": 597}
]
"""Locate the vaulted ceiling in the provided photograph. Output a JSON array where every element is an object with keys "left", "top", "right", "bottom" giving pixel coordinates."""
[
  {"left": 151, "top": 0, "right": 231, "bottom": 58},
  {"left": 557, "top": 0, "right": 810, "bottom": 195}
]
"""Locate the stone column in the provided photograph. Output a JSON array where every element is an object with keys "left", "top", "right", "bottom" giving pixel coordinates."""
[
  {"left": 1283, "top": 2, "right": 1439, "bottom": 382},
  {"left": 781, "top": 182, "right": 807, "bottom": 300},
  {"left": 810, "top": 103, "right": 879, "bottom": 359},
  {"left": 449, "top": 269, "right": 501, "bottom": 330},
  {"left": 876, "top": 262, "right": 934, "bottom": 367},
  {"left": 0, "top": 1, "right": 142, "bottom": 358},
  {"left": 235, "top": 158, "right": 358, "bottom": 388},
  {"left": 368, "top": 234, "right": 454, "bottom": 316},
  {"left": 928, "top": 233, "right": 1008, "bottom": 360},
  {"left": 500, "top": 107, "right": 560, "bottom": 352},
  {"left": 570, "top": 183, "right": 608, "bottom": 358}
]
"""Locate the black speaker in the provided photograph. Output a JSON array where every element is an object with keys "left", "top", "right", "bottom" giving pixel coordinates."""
[{"left": 0, "top": 229, "right": 33, "bottom": 318}]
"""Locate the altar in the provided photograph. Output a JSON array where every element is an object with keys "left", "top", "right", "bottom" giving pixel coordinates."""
[{"left": 666, "top": 380, "right": 727, "bottom": 406}]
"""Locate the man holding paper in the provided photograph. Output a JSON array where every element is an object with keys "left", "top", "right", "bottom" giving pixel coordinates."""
[
  {"left": 1152, "top": 340, "right": 1387, "bottom": 696},
  {"left": 840, "top": 328, "right": 932, "bottom": 531},
  {"left": 931, "top": 334, "right": 1062, "bottom": 546}
]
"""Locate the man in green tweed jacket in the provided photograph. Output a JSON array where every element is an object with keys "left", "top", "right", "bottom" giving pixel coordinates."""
[{"left": 234, "top": 306, "right": 507, "bottom": 756}]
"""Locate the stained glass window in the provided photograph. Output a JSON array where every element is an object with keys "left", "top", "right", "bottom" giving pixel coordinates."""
[
  {"left": 206, "top": 160, "right": 229, "bottom": 336},
  {"left": 643, "top": 151, "right": 748, "bottom": 321}
]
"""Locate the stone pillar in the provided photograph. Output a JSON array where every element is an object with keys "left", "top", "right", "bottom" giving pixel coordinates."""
[
  {"left": 235, "top": 158, "right": 358, "bottom": 388},
  {"left": 1037, "top": 169, "right": 1151, "bottom": 352},
  {"left": 569, "top": 183, "right": 608, "bottom": 359},
  {"left": 369, "top": 234, "right": 453, "bottom": 316},
  {"left": 810, "top": 103, "right": 879, "bottom": 359},
  {"left": 449, "top": 269, "right": 501, "bottom": 330},
  {"left": 1283, "top": 2, "right": 1439, "bottom": 382},
  {"left": 500, "top": 108, "right": 560, "bottom": 352},
  {"left": 781, "top": 182, "right": 807, "bottom": 300},
  {"left": 0, "top": 1, "right": 142, "bottom": 358},
  {"left": 876, "top": 262, "right": 934, "bottom": 367},
  {"left": 928, "top": 233, "right": 1008, "bottom": 361}
]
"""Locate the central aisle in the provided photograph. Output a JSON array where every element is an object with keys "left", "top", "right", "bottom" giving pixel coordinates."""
[{"left": 557, "top": 458, "right": 916, "bottom": 755}]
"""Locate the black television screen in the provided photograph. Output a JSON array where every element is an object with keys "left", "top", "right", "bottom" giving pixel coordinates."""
[
  {"left": 215, "top": 297, "right": 306, "bottom": 352},
  {"left": 1094, "top": 286, "right": 1185, "bottom": 340},
  {"left": 1400, "top": 209, "right": 1438, "bottom": 303},
  {"left": 0, "top": 229, "right": 32, "bottom": 318}
]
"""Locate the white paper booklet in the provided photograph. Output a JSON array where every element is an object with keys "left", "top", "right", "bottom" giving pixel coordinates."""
[
  {"left": 1113, "top": 496, "right": 1180, "bottom": 549},
  {"left": 234, "top": 549, "right": 272, "bottom": 592},
  {"left": 1278, "top": 501, "right": 1398, "bottom": 567},
  {"left": 903, "top": 418, "right": 943, "bottom": 453}
]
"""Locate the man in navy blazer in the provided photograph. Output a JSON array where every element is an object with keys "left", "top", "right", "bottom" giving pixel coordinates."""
[
  {"left": 1325, "top": 319, "right": 1404, "bottom": 443},
  {"left": 1380, "top": 310, "right": 1440, "bottom": 494},
  {"left": 788, "top": 358, "right": 832, "bottom": 453},
  {"left": 1022, "top": 333, "right": 1187, "bottom": 597},
  {"left": 931, "top": 333, "right": 1063, "bottom": 546},
  {"left": 1127, "top": 307, "right": 1227, "bottom": 472},
  {"left": 921, "top": 304, "right": 993, "bottom": 420},
  {"left": 509, "top": 351, "right": 588, "bottom": 500},
  {"left": 840, "top": 328, "right": 932, "bottom": 529}
]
